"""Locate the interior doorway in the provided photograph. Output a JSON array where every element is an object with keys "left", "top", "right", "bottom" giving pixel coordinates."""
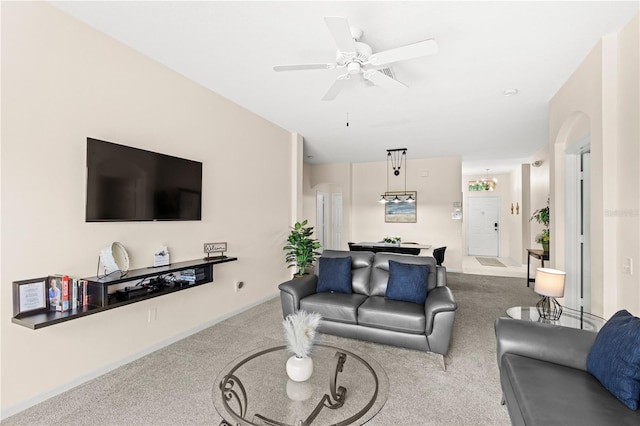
[
  {"left": 467, "top": 197, "right": 500, "bottom": 256},
  {"left": 316, "top": 190, "right": 343, "bottom": 251}
]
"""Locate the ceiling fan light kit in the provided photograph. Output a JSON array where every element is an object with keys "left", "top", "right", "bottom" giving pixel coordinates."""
[{"left": 273, "top": 16, "right": 438, "bottom": 101}]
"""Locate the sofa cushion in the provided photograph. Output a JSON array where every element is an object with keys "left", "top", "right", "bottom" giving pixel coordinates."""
[
  {"left": 357, "top": 296, "right": 426, "bottom": 334},
  {"left": 384, "top": 260, "right": 429, "bottom": 304},
  {"left": 586, "top": 309, "right": 640, "bottom": 410},
  {"left": 370, "top": 253, "right": 437, "bottom": 297},
  {"left": 299, "top": 293, "right": 367, "bottom": 324},
  {"left": 502, "top": 353, "right": 640, "bottom": 425},
  {"left": 318, "top": 250, "right": 374, "bottom": 295},
  {"left": 316, "top": 256, "right": 352, "bottom": 294}
]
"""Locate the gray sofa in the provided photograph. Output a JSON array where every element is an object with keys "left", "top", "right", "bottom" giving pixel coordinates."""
[
  {"left": 495, "top": 318, "right": 640, "bottom": 425},
  {"left": 278, "top": 250, "right": 457, "bottom": 361}
]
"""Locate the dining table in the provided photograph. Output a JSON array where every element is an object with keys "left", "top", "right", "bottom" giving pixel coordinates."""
[{"left": 349, "top": 242, "right": 431, "bottom": 254}]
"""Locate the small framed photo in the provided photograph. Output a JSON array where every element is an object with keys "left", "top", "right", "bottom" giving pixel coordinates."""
[{"left": 13, "top": 277, "right": 48, "bottom": 317}]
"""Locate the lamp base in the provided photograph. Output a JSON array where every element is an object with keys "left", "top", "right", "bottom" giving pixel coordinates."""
[{"left": 536, "top": 296, "right": 562, "bottom": 320}]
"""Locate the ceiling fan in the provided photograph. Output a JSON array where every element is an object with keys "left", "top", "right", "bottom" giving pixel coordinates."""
[{"left": 273, "top": 16, "right": 438, "bottom": 101}]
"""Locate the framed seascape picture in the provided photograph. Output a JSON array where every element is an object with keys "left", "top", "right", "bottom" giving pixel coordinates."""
[{"left": 385, "top": 191, "right": 417, "bottom": 223}]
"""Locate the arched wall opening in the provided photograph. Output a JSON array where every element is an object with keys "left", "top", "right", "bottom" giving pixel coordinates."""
[{"left": 553, "top": 111, "right": 592, "bottom": 312}]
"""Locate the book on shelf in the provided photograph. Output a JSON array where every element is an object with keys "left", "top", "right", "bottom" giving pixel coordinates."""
[
  {"left": 71, "top": 278, "right": 79, "bottom": 309},
  {"left": 60, "top": 275, "right": 70, "bottom": 312},
  {"left": 48, "top": 275, "right": 70, "bottom": 312},
  {"left": 79, "top": 279, "right": 89, "bottom": 307}
]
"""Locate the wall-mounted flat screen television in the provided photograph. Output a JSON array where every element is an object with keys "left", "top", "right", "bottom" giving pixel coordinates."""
[{"left": 86, "top": 138, "right": 202, "bottom": 222}]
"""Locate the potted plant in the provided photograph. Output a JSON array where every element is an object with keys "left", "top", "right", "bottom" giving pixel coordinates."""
[
  {"left": 283, "top": 220, "right": 321, "bottom": 276},
  {"left": 383, "top": 236, "right": 401, "bottom": 246},
  {"left": 530, "top": 198, "right": 550, "bottom": 252}
]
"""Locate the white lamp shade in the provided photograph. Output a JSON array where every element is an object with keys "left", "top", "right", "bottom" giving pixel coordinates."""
[
  {"left": 100, "top": 242, "right": 130, "bottom": 274},
  {"left": 534, "top": 268, "right": 565, "bottom": 297}
]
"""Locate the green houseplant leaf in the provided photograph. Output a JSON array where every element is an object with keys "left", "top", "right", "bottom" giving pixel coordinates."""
[
  {"left": 530, "top": 197, "right": 550, "bottom": 250},
  {"left": 283, "top": 220, "right": 322, "bottom": 276}
]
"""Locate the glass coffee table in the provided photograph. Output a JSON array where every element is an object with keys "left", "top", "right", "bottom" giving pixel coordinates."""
[
  {"left": 212, "top": 344, "right": 389, "bottom": 426},
  {"left": 506, "top": 306, "right": 606, "bottom": 331}
]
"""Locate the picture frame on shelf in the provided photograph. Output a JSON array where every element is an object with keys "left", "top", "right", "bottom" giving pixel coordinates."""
[
  {"left": 13, "top": 277, "right": 48, "bottom": 317},
  {"left": 384, "top": 191, "right": 417, "bottom": 223}
]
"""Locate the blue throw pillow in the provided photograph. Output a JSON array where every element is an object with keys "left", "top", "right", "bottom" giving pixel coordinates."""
[
  {"left": 586, "top": 309, "right": 640, "bottom": 410},
  {"left": 316, "top": 256, "right": 352, "bottom": 294},
  {"left": 385, "top": 260, "right": 430, "bottom": 305}
]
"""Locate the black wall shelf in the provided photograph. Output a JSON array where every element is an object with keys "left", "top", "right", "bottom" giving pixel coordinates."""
[{"left": 12, "top": 257, "right": 237, "bottom": 330}]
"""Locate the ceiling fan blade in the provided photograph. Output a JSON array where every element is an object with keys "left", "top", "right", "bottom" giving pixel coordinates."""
[
  {"left": 273, "top": 64, "right": 335, "bottom": 72},
  {"left": 321, "top": 76, "right": 349, "bottom": 101},
  {"left": 368, "top": 39, "right": 438, "bottom": 66},
  {"left": 324, "top": 16, "right": 357, "bottom": 54},
  {"left": 363, "top": 70, "right": 408, "bottom": 90}
]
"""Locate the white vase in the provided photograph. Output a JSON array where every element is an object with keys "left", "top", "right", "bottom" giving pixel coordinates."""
[{"left": 286, "top": 355, "right": 313, "bottom": 382}]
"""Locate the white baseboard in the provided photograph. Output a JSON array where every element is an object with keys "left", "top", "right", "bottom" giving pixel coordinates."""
[{"left": 1, "top": 293, "right": 279, "bottom": 420}]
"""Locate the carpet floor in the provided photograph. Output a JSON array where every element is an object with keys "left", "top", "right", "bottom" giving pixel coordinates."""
[{"left": 2, "top": 273, "right": 538, "bottom": 425}]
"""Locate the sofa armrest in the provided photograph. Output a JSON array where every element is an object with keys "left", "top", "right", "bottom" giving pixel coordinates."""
[
  {"left": 436, "top": 265, "right": 447, "bottom": 287},
  {"left": 278, "top": 274, "right": 318, "bottom": 317},
  {"left": 424, "top": 286, "right": 457, "bottom": 333},
  {"left": 495, "top": 317, "right": 597, "bottom": 372}
]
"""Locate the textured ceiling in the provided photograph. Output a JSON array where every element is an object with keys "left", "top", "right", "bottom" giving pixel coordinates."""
[{"left": 51, "top": 1, "right": 639, "bottom": 174}]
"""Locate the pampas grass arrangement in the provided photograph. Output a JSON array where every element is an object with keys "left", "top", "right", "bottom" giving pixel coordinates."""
[{"left": 283, "top": 310, "right": 322, "bottom": 358}]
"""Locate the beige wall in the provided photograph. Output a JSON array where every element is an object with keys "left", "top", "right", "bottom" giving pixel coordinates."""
[
  {"left": 528, "top": 146, "right": 551, "bottom": 250},
  {"left": 614, "top": 13, "right": 640, "bottom": 316},
  {"left": 519, "top": 164, "right": 531, "bottom": 263},
  {"left": 549, "top": 13, "right": 639, "bottom": 317},
  {"left": 507, "top": 166, "right": 524, "bottom": 264},
  {"left": 1, "top": 2, "right": 293, "bottom": 414},
  {"left": 304, "top": 157, "right": 463, "bottom": 270}
]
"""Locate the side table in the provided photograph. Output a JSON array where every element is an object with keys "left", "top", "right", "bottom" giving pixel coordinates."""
[
  {"left": 526, "top": 249, "right": 549, "bottom": 287},
  {"left": 506, "top": 306, "right": 605, "bottom": 331}
]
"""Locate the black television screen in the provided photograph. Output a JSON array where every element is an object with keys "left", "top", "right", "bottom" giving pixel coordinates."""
[{"left": 86, "top": 138, "right": 202, "bottom": 222}]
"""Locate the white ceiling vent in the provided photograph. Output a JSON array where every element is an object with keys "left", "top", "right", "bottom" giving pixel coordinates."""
[{"left": 378, "top": 67, "right": 395, "bottom": 79}]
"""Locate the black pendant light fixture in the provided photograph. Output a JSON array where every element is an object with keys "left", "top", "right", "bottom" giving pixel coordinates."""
[{"left": 378, "top": 148, "right": 415, "bottom": 204}]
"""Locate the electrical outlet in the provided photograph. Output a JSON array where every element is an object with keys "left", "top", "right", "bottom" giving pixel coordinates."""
[
  {"left": 235, "top": 281, "right": 244, "bottom": 292},
  {"left": 148, "top": 308, "right": 158, "bottom": 322}
]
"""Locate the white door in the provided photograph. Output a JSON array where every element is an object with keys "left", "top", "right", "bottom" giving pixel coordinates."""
[
  {"left": 331, "top": 193, "right": 342, "bottom": 250},
  {"left": 316, "top": 192, "right": 328, "bottom": 251},
  {"left": 467, "top": 197, "right": 500, "bottom": 256},
  {"left": 565, "top": 138, "right": 591, "bottom": 312}
]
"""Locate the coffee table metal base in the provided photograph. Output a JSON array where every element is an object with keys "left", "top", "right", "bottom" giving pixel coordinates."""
[{"left": 213, "top": 344, "right": 388, "bottom": 426}]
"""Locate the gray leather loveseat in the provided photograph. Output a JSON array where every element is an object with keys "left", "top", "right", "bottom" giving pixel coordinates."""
[
  {"left": 278, "top": 250, "right": 457, "bottom": 362},
  {"left": 495, "top": 317, "right": 640, "bottom": 425}
]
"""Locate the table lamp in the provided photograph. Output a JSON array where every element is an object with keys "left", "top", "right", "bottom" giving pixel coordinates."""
[{"left": 534, "top": 268, "right": 565, "bottom": 320}]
